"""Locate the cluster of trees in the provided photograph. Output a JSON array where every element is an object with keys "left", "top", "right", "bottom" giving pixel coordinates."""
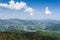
[{"left": 0, "top": 31, "right": 60, "bottom": 40}]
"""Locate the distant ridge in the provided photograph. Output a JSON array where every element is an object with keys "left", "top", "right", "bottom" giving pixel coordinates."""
[{"left": 0, "top": 19, "right": 60, "bottom": 33}]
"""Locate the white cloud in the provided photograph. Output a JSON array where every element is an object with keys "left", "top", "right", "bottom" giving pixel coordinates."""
[
  {"left": 0, "top": 3, "right": 8, "bottom": 8},
  {"left": 0, "top": 0, "right": 26, "bottom": 10},
  {"left": 45, "top": 6, "right": 51, "bottom": 15},
  {"left": 0, "top": 0, "right": 34, "bottom": 16},
  {"left": 24, "top": 7, "right": 34, "bottom": 16}
]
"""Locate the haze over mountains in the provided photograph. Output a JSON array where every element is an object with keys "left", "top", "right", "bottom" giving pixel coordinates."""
[{"left": 0, "top": 19, "right": 60, "bottom": 33}]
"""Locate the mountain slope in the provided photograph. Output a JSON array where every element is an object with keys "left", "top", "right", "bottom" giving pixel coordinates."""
[{"left": 0, "top": 19, "right": 60, "bottom": 32}]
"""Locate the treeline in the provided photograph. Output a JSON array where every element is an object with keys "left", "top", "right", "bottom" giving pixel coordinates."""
[{"left": 0, "top": 31, "right": 60, "bottom": 40}]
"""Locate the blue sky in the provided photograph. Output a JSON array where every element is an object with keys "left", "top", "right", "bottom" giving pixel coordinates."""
[{"left": 0, "top": 0, "right": 60, "bottom": 20}]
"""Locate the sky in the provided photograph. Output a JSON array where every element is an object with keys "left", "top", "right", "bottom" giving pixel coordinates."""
[{"left": 0, "top": 0, "right": 60, "bottom": 20}]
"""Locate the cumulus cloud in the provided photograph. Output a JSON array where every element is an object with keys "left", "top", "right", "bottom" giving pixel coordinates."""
[
  {"left": 0, "top": 0, "right": 26, "bottom": 10},
  {"left": 45, "top": 6, "right": 51, "bottom": 15},
  {"left": 0, "top": 0, "right": 34, "bottom": 16},
  {"left": 24, "top": 7, "right": 34, "bottom": 16}
]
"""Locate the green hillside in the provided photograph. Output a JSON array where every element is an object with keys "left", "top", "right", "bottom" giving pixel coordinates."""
[{"left": 0, "top": 31, "right": 60, "bottom": 40}]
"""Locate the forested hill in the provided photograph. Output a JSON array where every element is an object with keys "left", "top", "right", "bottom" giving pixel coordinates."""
[
  {"left": 0, "top": 19, "right": 60, "bottom": 40},
  {"left": 0, "top": 31, "right": 60, "bottom": 40}
]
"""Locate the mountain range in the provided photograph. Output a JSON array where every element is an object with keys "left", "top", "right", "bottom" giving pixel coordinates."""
[{"left": 0, "top": 19, "right": 60, "bottom": 33}]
